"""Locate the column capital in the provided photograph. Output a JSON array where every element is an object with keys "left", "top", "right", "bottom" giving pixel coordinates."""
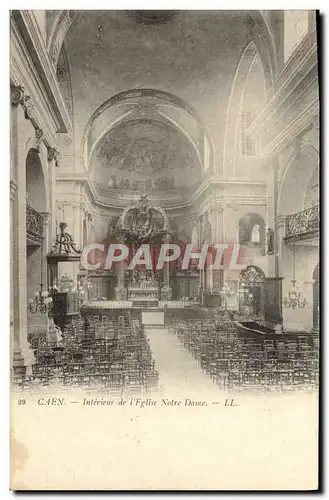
[
  {"left": 275, "top": 215, "right": 286, "bottom": 229},
  {"left": 10, "top": 180, "right": 18, "bottom": 201},
  {"left": 47, "top": 147, "right": 60, "bottom": 166},
  {"left": 11, "top": 84, "right": 35, "bottom": 120}
]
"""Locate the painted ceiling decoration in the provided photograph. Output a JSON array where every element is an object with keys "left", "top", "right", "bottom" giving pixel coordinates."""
[
  {"left": 82, "top": 88, "right": 213, "bottom": 177},
  {"left": 90, "top": 119, "right": 202, "bottom": 193}
]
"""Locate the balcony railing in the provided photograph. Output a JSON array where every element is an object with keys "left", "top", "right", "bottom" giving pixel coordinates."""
[
  {"left": 26, "top": 204, "right": 44, "bottom": 243},
  {"left": 285, "top": 204, "right": 319, "bottom": 242}
]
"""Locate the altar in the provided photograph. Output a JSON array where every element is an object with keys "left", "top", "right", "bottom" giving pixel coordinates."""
[
  {"left": 127, "top": 278, "right": 159, "bottom": 307},
  {"left": 114, "top": 195, "right": 172, "bottom": 303}
]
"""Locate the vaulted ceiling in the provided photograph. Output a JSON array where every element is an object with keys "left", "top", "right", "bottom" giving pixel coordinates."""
[
  {"left": 62, "top": 10, "right": 267, "bottom": 152},
  {"left": 50, "top": 10, "right": 279, "bottom": 205}
]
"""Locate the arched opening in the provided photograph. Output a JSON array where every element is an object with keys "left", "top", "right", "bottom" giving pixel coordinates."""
[
  {"left": 313, "top": 263, "right": 319, "bottom": 331},
  {"left": 304, "top": 166, "right": 319, "bottom": 210},
  {"left": 26, "top": 149, "right": 47, "bottom": 212},
  {"left": 26, "top": 149, "right": 47, "bottom": 337},
  {"left": 238, "top": 213, "right": 265, "bottom": 248},
  {"left": 223, "top": 41, "right": 268, "bottom": 176},
  {"left": 239, "top": 265, "right": 265, "bottom": 316},
  {"left": 278, "top": 145, "right": 319, "bottom": 216}
]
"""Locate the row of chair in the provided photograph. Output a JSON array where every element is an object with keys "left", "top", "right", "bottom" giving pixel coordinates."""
[
  {"left": 170, "top": 319, "right": 319, "bottom": 392},
  {"left": 16, "top": 315, "right": 159, "bottom": 392}
]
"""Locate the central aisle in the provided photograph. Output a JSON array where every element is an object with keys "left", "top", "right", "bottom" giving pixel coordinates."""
[{"left": 145, "top": 327, "right": 221, "bottom": 397}]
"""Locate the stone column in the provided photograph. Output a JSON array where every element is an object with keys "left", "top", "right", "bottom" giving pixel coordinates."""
[
  {"left": 11, "top": 90, "right": 35, "bottom": 373},
  {"left": 115, "top": 237, "right": 126, "bottom": 300},
  {"left": 266, "top": 162, "right": 277, "bottom": 277},
  {"left": 47, "top": 147, "right": 59, "bottom": 247},
  {"left": 162, "top": 234, "right": 172, "bottom": 299},
  {"left": 213, "top": 206, "right": 224, "bottom": 290},
  {"left": 275, "top": 215, "right": 286, "bottom": 278},
  {"left": 275, "top": 215, "right": 292, "bottom": 330},
  {"left": 10, "top": 180, "right": 20, "bottom": 370}
]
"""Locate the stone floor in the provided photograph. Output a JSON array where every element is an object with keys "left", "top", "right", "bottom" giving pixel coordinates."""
[{"left": 144, "top": 326, "right": 221, "bottom": 398}]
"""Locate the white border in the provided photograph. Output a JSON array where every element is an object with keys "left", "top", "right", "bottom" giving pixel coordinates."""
[{"left": 1, "top": 3, "right": 327, "bottom": 498}]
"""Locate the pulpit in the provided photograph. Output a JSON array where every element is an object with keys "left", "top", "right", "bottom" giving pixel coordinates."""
[
  {"left": 263, "top": 277, "right": 283, "bottom": 323},
  {"left": 47, "top": 222, "right": 82, "bottom": 328}
]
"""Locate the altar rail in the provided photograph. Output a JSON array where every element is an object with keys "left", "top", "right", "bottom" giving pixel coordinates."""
[
  {"left": 159, "top": 300, "right": 195, "bottom": 309},
  {"left": 84, "top": 300, "right": 196, "bottom": 309},
  {"left": 86, "top": 300, "right": 133, "bottom": 309}
]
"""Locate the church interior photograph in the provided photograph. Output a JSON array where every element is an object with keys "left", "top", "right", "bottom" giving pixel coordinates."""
[{"left": 10, "top": 10, "right": 319, "bottom": 393}]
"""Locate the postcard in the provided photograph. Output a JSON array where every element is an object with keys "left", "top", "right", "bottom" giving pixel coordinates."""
[{"left": 10, "top": 9, "right": 319, "bottom": 490}]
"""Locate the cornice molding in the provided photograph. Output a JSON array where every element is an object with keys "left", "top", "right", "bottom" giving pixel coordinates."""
[
  {"left": 75, "top": 174, "right": 268, "bottom": 214},
  {"left": 260, "top": 99, "right": 319, "bottom": 160},
  {"left": 249, "top": 33, "right": 318, "bottom": 140},
  {"left": 10, "top": 10, "right": 71, "bottom": 134},
  {"left": 55, "top": 172, "right": 88, "bottom": 182},
  {"left": 10, "top": 83, "right": 62, "bottom": 160}
]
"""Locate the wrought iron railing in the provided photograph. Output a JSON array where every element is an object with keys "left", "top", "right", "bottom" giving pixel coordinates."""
[
  {"left": 285, "top": 204, "right": 319, "bottom": 240},
  {"left": 26, "top": 204, "right": 44, "bottom": 242}
]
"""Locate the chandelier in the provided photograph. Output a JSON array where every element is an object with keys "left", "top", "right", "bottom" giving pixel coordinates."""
[
  {"left": 282, "top": 283, "right": 307, "bottom": 309},
  {"left": 28, "top": 285, "right": 53, "bottom": 314},
  {"left": 282, "top": 244, "right": 308, "bottom": 309}
]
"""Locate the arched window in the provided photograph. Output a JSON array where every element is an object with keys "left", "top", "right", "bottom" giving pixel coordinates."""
[
  {"left": 284, "top": 11, "right": 309, "bottom": 62},
  {"left": 239, "top": 111, "right": 258, "bottom": 157},
  {"left": 251, "top": 224, "right": 260, "bottom": 245}
]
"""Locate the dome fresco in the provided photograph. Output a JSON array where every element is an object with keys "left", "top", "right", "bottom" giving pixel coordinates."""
[{"left": 90, "top": 119, "right": 202, "bottom": 193}]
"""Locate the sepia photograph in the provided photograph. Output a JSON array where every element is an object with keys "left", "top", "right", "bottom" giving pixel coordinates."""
[{"left": 9, "top": 8, "right": 320, "bottom": 491}]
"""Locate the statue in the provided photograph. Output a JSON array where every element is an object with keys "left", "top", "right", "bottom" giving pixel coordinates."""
[
  {"left": 251, "top": 224, "right": 260, "bottom": 245},
  {"left": 267, "top": 228, "right": 274, "bottom": 255}
]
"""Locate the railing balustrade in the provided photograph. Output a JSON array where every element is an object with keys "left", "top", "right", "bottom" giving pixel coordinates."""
[
  {"left": 285, "top": 204, "right": 319, "bottom": 240},
  {"left": 26, "top": 204, "right": 44, "bottom": 242}
]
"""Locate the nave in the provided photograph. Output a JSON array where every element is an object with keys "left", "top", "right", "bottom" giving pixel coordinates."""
[
  {"left": 145, "top": 327, "right": 218, "bottom": 395},
  {"left": 13, "top": 312, "right": 319, "bottom": 395}
]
